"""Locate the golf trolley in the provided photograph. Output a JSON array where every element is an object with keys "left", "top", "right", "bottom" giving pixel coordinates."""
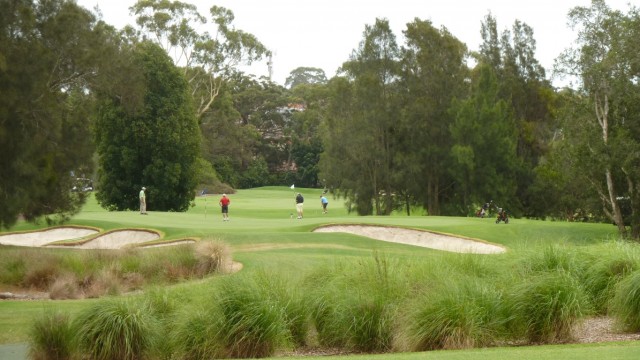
[
  {"left": 475, "top": 200, "right": 494, "bottom": 218},
  {"left": 495, "top": 208, "right": 509, "bottom": 224}
]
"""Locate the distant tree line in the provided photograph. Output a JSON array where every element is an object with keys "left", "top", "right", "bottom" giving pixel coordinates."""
[{"left": 2, "top": 0, "right": 640, "bottom": 239}]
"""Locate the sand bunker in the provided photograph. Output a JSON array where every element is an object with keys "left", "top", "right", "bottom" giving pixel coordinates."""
[
  {"left": 314, "top": 225, "right": 505, "bottom": 254},
  {"left": 0, "top": 227, "right": 166, "bottom": 249},
  {"left": 0, "top": 227, "right": 99, "bottom": 247},
  {"left": 73, "top": 230, "right": 161, "bottom": 249}
]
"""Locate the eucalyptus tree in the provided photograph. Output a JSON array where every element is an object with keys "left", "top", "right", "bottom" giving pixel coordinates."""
[
  {"left": 0, "top": 0, "right": 115, "bottom": 228},
  {"left": 94, "top": 41, "right": 201, "bottom": 211},
  {"left": 321, "top": 18, "right": 401, "bottom": 215},
  {"left": 284, "top": 67, "right": 328, "bottom": 89},
  {"left": 397, "top": 18, "right": 468, "bottom": 215},
  {"left": 288, "top": 83, "right": 331, "bottom": 188},
  {"left": 130, "top": 0, "right": 270, "bottom": 119},
  {"left": 200, "top": 72, "right": 298, "bottom": 188},
  {"left": 476, "top": 14, "right": 556, "bottom": 216},
  {"left": 449, "top": 65, "right": 519, "bottom": 215},
  {"left": 555, "top": 0, "right": 640, "bottom": 237},
  {"left": 232, "top": 74, "right": 291, "bottom": 187},
  {"left": 199, "top": 80, "right": 260, "bottom": 188}
]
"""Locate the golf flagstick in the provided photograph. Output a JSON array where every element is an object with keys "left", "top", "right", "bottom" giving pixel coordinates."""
[{"left": 290, "top": 184, "right": 295, "bottom": 218}]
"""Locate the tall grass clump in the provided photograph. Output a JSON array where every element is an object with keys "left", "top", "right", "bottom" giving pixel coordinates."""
[
  {"left": 212, "top": 272, "right": 293, "bottom": 358},
  {"left": 506, "top": 271, "right": 590, "bottom": 344},
  {"left": 516, "top": 244, "right": 586, "bottom": 278},
  {"left": 0, "top": 243, "right": 232, "bottom": 299},
  {"left": 442, "top": 253, "right": 503, "bottom": 280},
  {"left": 610, "top": 269, "right": 640, "bottom": 332},
  {"left": 400, "top": 279, "right": 506, "bottom": 351},
  {"left": 581, "top": 241, "right": 640, "bottom": 314},
  {"left": 74, "top": 299, "right": 158, "bottom": 360},
  {"left": 173, "top": 308, "right": 224, "bottom": 360},
  {"left": 0, "top": 251, "right": 26, "bottom": 285},
  {"left": 304, "top": 254, "right": 410, "bottom": 352},
  {"left": 142, "top": 245, "right": 197, "bottom": 281},
  {"left": 143, "top": 288, "right": 180, "bottom": 360},
  {"left": 194, "top": 239, "right": 232, "bottom": 276},
  {"left": 29, "top": 310, "right": 77, "bottom": 360},
  {"left": 254, "top": 270, "right": 309, "bottom": 347},
  {"left": 49, "top": 273, "right": 83, "bottom": 300}
]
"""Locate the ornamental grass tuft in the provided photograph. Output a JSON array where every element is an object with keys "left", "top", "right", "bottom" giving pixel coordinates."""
[
  {"left": 74, "top": 299, "right": 158, "bottom": 360},
  {"left": 610, "top": 269, "right": 640, "bottom": 332},
  {"left": 304, "top": 254, "right": 410, "bottom": 352},
  {"left": 213, "top": 272, "right": 294, "bottom": 358},
  {"left": 401, "top": 279, "right": 506, "bottom": 351},
  {"left": 29, "top": 310, "right": 77, "bottom": 360},
  {"left": 582, "top": 241, "right": 640, "bottom": 314},
  {"left": 506, "top": 271, "right": 590, "bottom": 344}
]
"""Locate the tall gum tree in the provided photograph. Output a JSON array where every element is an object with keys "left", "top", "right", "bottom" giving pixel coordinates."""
[
  {"left": 477, "top": 14, "right": 555, "bottom": 216},
  {"left": 130, "top": 0, "right": 270, "bottom": 119},
  {"left": 321, "top": 18, "right": 400, "bottom": 215},
  {"left": 449, "top": 65, "right": 519, "bottom": 215},
  {"left": 398, "top": 18, "right": 468, "bottom": 215},
  {"left": 555, "top": 0, "right": 640, "bottom": 237}
]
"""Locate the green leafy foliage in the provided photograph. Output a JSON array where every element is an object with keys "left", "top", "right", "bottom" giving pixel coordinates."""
[
  {"left": 449, "top": 65, "right": 519, "bottom": 215},
  {"left": 0, "top": 0, "right": 108, "bottom": 229},
  {"left": 95, "top": 42, "right": 201, "bottom": 211}
]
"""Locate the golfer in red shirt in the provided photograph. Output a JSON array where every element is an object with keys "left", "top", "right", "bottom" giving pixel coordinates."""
[{"left": 219, "top": 194, "right": 231, "bottom": 221}]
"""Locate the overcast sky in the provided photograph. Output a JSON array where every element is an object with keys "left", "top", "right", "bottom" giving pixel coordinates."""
[{"left": 76, "top": 0, "right": 634, "bottom": 86}]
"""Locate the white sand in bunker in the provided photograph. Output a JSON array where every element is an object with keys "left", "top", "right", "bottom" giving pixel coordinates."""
[
  {"left": 0, "top": 227, "right": 99, "bottom": 247},
  {"left": 0, "top": 227, "right": 164, "bottom": 249},
  {"left": 314, "top": 225, "right": 505, "bottom": 254},
  {"left": 74, "top": 230, "right": 161, "bottom": 249}
]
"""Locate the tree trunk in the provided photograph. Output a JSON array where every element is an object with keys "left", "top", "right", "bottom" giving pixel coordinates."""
[
  {"left": 597, "top": 94, "right": 627, "bottom": 237},
  {"left": 624, "top": 172, "right": 640, "bottom": 240},
  {"left": 606, "top": 168, "right": 627, "bottom": 237}
]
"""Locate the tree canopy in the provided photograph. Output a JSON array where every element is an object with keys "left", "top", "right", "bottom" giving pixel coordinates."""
[
  {"left": 0, "top": 0, "right": 111, "bottom": 228},
  {"left": 94, "top": 41, "right": 201, "bottom": 211},
  {"left": 4, "top": 0, "right": 640, "bottom": 238}
]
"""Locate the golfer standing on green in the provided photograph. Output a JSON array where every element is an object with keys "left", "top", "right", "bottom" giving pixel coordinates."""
[
  {"left": 320, "top": 195, "right": 328, "bottom": 214},
  {"left": 139, "top": 187, "right": 147, "bottom": 215},
  {"left": 219, "top": 193, "right": 230, "bottom": 221},
  {"left": 295, "top": 193, "right": 304, "bottom": 219}
]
